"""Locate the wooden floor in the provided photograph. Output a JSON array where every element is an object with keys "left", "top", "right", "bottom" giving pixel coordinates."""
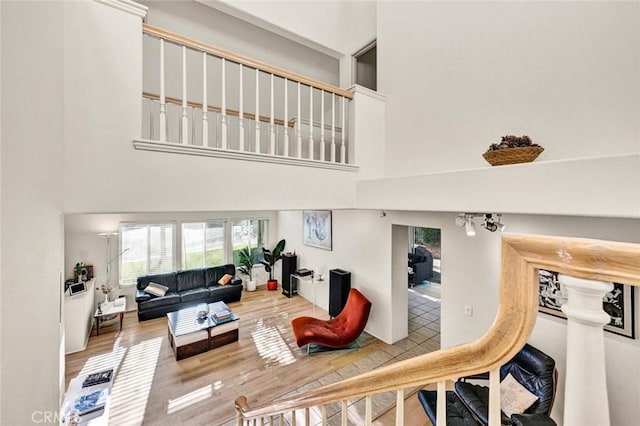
[{"left": 65, "top": 289, "right": 437, "bottom": 425}]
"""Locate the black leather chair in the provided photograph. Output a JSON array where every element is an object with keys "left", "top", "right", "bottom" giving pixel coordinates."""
[
  {"left": 418, "top": 344, "right": 558, "bottom": 425},
  {"left": 408, "top": 246, "right": 433, "bottom": 285}
]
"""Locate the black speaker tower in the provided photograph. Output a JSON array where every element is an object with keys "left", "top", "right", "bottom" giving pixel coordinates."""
[
  {"left": 281, "top": 254, "right": 297, "bottom": 298},
  {"left": 329, "top": 268, "right": 351, "bottom": 317}
]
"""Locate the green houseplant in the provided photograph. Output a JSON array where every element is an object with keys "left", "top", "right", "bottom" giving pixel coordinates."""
[
  {"left": 237, "top": 246, "right": 256, "bottom": 292},
  {"left": 260, "top": 239, "right": 286, "bottom": 291}
]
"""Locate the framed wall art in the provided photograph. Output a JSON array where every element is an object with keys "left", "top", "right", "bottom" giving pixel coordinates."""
[
  {"left": 538, "top": 269, "right": 635, "bottom": 339},
  {"left": 302, "top": 210, "right": 332, "bottom": 251}
]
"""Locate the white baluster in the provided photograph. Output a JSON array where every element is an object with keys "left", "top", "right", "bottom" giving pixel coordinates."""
[
  {"left": 297, "top": 82, "right": 302, "bottom": 158},
  {"left": 308, "top": 86, "right": 314, "bottom": 160},
  {"left": 560, "top": 274, "right": 613, "bottom": 426},
  {"left": 331, "top": 93, "right": 336, "bottom": 162},
  {"left": 149, "top": 99, "right": 154, "bottom": 140},
  {"left": 488, "top": 368, "right": 500, "bottom": 426},
  {"left": 436, "top": 380, "right": 446, "bottom": 426},
  {"left": 320, "top": 90, "right": 325, "bottom": 161},
  {"left": 255, "top": 69, "right": 260, "bottom": 153},
  {"left": 181, "top": 46, "right": 188, "bottom": 145},
  {"left": 269, "top": 74, "right": 275, "bottom": 155},
  {"left": 395, "top": 389, "right": 404, "bottom": 426},
  {"left": 278, "top": 413, "right": 283, "bottom": 425},
  {"left": 341, "top": 97, "right": 346, "bottom": 163},
  {"left": 283, "top": 78, "right": 289, "bottom": 157},
  {"left": 202, "top": 52, "right": 208, "bottom": 147},
  {"left": 260, "top": 418, "right": 264, "bottom": 426},
  {"left": 341, "top": 400, "right": 347, "bottom": 426},
  {"left": 159, "top": 39, "right": 166, "bottom": 143},
  {"left": 291, "top": 410, "right": 296, "bottom": 425},
  {"left": 321, "top": 405, "right": 327, "bottom": 425},
  {"left": 239, "top": 64, "right": 244, "bottom": 151},
  {"left": 220, "top": 58, "right": 228, "bottom": 149},
  {"left": 365, "top": 395, "right": 372, "bottom": 425},
  {"left": 304, "top": 407, "right": 310, "bottom": 425}
]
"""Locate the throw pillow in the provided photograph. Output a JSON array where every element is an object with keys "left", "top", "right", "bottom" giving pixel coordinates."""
[
  {"left": 218, "top": 274, "right": 233, "bottom": 285},
  {"left": 500, "top": 373, "right": 539, "bottom": 417},
  {"left": 144, "top": 282, "right": 169, "bottom": 297}
]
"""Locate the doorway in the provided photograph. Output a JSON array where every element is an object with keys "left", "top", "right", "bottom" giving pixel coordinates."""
[
  {"left": 409, "top": 226, "right": 441, "bottom": 300},
  {"left": 353, "top": 41, "right": 376, "bottom": 91}
]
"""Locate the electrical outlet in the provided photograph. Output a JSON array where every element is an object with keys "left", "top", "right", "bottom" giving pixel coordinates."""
[{"left": 465, "top": 305, "right": 473, "bottom": 317}]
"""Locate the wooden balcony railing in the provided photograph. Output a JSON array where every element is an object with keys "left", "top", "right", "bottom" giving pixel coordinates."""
[
  {"left": 136, "top": 24, "right": 355, "bottom": 169},
  {"left": 234, "top": 235, "right": 640, "bottom": 425}
]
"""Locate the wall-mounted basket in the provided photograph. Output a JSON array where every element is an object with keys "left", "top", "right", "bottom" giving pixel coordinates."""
[{"left": 483, "top": 146, "right": 544, "bottom": 166}]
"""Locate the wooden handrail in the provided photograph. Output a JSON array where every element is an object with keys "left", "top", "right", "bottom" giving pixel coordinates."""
[
  {"left": 143, "top": 24, "right": 353, "bottom": 100},
  {"left": 235, "top": 235, "right": 640, "bottom": 419},
  {"left": 143, "top": 92, "right": 294, "bottom": 128}
]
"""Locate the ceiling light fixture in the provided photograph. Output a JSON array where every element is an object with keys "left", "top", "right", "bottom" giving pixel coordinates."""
[{"left": 455, "top": 213, "right": 505, "bottom": 236}]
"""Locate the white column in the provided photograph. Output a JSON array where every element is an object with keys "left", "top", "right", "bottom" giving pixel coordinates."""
[
  {"left": 296, "top": 82, "right": 302, "bottom": 158},
  {"left": 202, "top": 52, "right": 208, "bottom": 147},
  {"left": 283, "top": 78, "right": 289, "bottom": 157},
  {"left": 181, "top": 46, "right": 188, "bottom": 144},
  {"left": 320, "top": 90, "right": 325, "bottom": 161},
  {"left": 308, "top": 86, "right": 314, "bottom": 160},
  {"left": 269, "top": 74, "right": 275, "bottom": 155},
  {"left": 159, "top": 39, "right": 166, "bottom": 142},
  {"left": 220, "top": 58, "right": 228, "bottom": 149},
  {"left": 331, "top": 93, "right": 336, "bottom": 162},
  {"left": 340, "top": 96, "right": 346, "bottom": 163},
  {"left": 255, "top": 68, "right": 260, "bottom": 153},
  {"left": 239, "top": 64, "right": 244, "bottom": 151},
  {"left": 560, "top": 274, "right": 613, "bottom": 426}
]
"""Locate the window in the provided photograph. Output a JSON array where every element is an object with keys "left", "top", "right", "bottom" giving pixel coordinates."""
[
  {"left": 182, "top": 221, "right": 225, "bottom": 269},
  {"left": 231, "top": 219, "right": 268, "bottom": 265},
  {"left": 120, "top": 223, "right": 175, "bottom": 286}
]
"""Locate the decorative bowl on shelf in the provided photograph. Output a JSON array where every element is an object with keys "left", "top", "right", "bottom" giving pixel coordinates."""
[{"left": 483, "top": 135, "right": 544, "bottom": 166}]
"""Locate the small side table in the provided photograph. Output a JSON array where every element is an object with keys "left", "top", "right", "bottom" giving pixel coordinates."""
[{"left": 94, "top": 299, "right": 126, "bottom": 336}]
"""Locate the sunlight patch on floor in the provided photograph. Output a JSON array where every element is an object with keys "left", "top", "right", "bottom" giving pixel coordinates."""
[
  {"left": 251, "top": 320, "right": 296, "bottom": 368},
  {"left": 167, "top": 384, "right": 213, "bottom": 414},
  {"left": 108, "top": 336, "right": 162, "bottom": 425},
  {"left": 408, "top": 288, "right": 441, "bottom": 303}
]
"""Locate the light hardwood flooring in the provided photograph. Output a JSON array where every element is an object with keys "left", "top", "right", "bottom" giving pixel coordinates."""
[{"left": 65, "top": 289, "right": 440, "bottom": 425}]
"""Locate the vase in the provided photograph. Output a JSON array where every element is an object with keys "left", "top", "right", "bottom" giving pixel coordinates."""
[{"left": 247, "top": 279, "right": 256, "bottom": 292}]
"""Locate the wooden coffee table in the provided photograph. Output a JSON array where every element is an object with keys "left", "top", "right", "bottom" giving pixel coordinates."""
[{"left": 167, "top": 301, "right": 239, "bottom": 360}]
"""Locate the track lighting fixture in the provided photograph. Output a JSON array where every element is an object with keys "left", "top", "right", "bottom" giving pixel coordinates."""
[{"left": 455, "top": 213, "right": 505, "bottom": 236}]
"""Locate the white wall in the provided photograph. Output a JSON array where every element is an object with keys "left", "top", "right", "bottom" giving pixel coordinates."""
[
  {"left": 199, "top": 0, "right": 376, "bottom": 60},
  {"left": 65, "top": 210, "right": 277, "bottom": 310},
  {"left": 1, "top": 1, "right": 65, "bottom": 422},
  {"left": 378, "top": 1, "right": 640, "bottom": 177}
]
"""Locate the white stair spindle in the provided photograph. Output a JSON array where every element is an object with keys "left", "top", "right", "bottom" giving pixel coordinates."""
[
  {"left": 296, "top": 82, "right": 302, "bottom": 158},
  {"left": 436, "top": 380, "right": 446, "bottom": 426},
  {"left": 308, "top": 86, "right": 314, "bottom": 159},
  {"left": 159, "top": 39, "right": 166, "bottom": 143},
  {"left": 255, "top": 69, "right": 260, "bottom": 153},
  {"left": 304, "top": 407, "right": 310, "bottom": 425},
  {"left": 283, "top": 78, "right": 289, "bottom": 156},
  {"left": 321, "top": 405, "right": 327, "bottom": 425},
  {"left": 365, "top": 395, "right": 372, "bottom": 425},
  {"left": 202, "top": 52, "right": 208, "bottom": 147},
  {"left": 239, "top": 64, "right": 244, "bottom": 151},
  {"left": 181, "top": 46, "right": 188, "bottom": 145},
  {"left": 560, "top": 274, "right": 613, "bottom": 426},
  {"left": 488, "top": 368, "right": 501, "bottom": 426},
  {"left": 341, "top": 400, "right": 347, "bottom": 426},
  {"left": 220, "top": 58, "right": 228, "bottom": 149},
  {"left": 291, "top": 410, "right": 295, "bottom": 425},
  {"left": 279, "top": 413, "right": 283, "bottom": 425},
  {"left": 320, "top": 90, "right": 325, "bottom": 161},
  {"left": 341, "top": 96, "right": 346, "bottom": 163},
  {"left": 259, "top": 418, "right": 264, "bottom": 426},
  {"left": 395, "top": 389, "right": 404, "bottom": 426},
  {"left": 331, "top": 93, "right": 336, "bottom": 162},
  {"left": 269, "top": 74, "right": 275, "bottom": 155}
]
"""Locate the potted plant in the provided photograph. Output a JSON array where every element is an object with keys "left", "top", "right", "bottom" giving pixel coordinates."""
[
  {"left": 238, "top": 246, "right": 256, "bottom": 291},
  {"left": 483, "top": 135, "right": 544, "bottom": 166},
  {"left": 260, "top": 239, "right": 286, "bottom": 291}
]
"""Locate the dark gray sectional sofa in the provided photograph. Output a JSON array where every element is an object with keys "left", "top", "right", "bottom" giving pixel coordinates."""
[{"left": 135, "top": 264, "right": 243, "bottom": 321}]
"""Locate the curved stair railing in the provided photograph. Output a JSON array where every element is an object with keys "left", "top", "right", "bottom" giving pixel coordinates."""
[{"left": 234, "top": 234, "right": 640, "bottom": 425}]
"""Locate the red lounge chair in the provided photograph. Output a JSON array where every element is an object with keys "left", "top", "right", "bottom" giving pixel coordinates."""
[{"left": 291, "top": 289, "right": 372, "bottom": 353}]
